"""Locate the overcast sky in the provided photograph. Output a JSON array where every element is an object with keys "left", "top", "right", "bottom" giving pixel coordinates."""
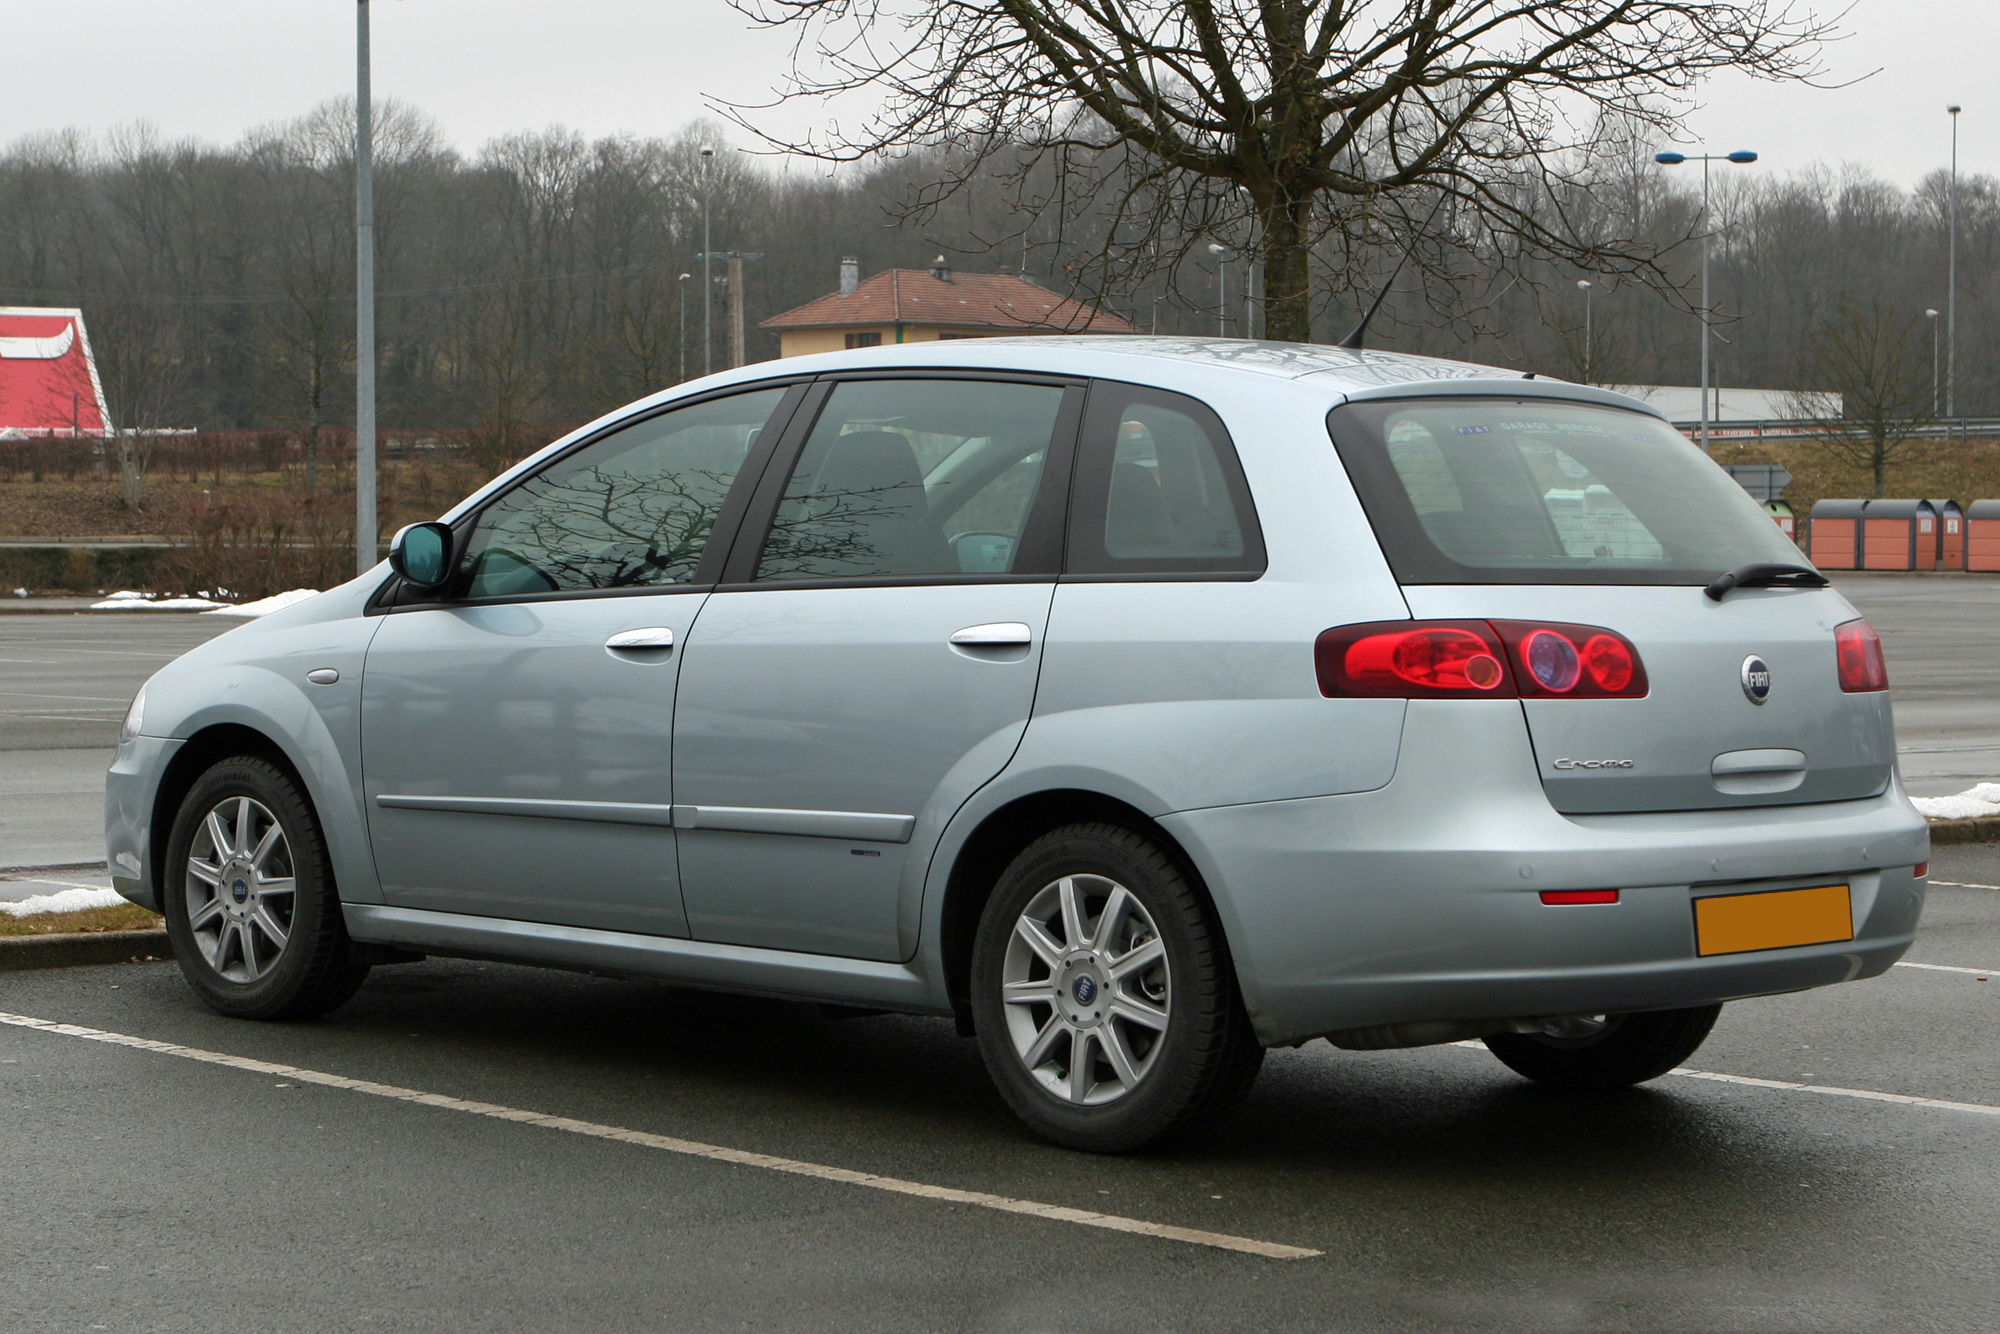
[{"left": 8, "top": 0, "right": 1994, "bottom": 188}]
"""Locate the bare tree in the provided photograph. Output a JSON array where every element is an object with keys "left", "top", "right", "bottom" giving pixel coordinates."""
[
  {"left": 1784, "top": 301, "right": 1935, "bottom": 499},
  {"left": 729, "top": 0, "right": 1834, "bottom": 342}
]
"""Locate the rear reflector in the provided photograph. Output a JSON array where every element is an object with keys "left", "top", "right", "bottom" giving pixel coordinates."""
[
  {"left": 1539, "top": 889, "right": 1620, "bottom": 905},
  {"left": 1914, "top": 863, "right": 1928, "bottom": 878},
  {"left": 1834, "top": 618, "right": 1888, "bottom": 692},
  {"left": 1316, "top": 620, "right": 1647, "bottom": 699}
]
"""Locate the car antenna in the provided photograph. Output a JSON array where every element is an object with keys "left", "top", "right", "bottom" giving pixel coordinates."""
[{"left": 1338, "top": 186, "right": 1453, "bottom": 351}]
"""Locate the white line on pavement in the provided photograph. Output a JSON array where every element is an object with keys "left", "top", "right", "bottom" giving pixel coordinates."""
[
  {"left": 1895, "top": 961, "right": 1995, "bottom": 978},
  {"left": 1446, "top": 1041, "right": 2000, "bottom": 1119},
  {"left": 1930, "top": 880, "right": 2000, "bottom": 890},
  {"left": 0, "top": 1010, "right": 1320, "bottom": 1262}
]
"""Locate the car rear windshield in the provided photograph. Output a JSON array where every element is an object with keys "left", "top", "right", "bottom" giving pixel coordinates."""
[{"left": 1326, "top": 397, "right": 1806, "bottom": 585}]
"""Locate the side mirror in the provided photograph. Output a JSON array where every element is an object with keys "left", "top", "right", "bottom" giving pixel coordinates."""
[{"left": 388, "top": 522, "right": 454, "bottom": 589}]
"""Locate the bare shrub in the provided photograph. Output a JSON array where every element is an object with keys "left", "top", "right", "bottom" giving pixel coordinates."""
[{"left": 153, "top": 490, "right": 356, "bottom": 600}]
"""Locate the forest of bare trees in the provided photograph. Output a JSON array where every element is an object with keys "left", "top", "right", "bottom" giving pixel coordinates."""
[{"left": 1, "top": 99, "right": 1995, "bottom": 448}]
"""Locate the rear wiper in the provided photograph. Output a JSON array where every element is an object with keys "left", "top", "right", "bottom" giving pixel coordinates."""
[{"left": 1704, "top": 562, "right": 1830, "bottom": 602}]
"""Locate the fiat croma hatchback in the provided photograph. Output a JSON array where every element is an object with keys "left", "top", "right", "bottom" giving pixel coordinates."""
[{"left": 108, "top": 338, "right": 1926, "bottom": 1151}]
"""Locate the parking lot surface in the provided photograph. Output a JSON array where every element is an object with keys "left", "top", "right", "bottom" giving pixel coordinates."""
[{"left": 3, "top": 845, "right": 1997, "bottom": 1330}]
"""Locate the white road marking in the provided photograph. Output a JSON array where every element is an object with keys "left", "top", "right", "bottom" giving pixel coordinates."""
[
  {"left": 1895, "top": 961, "right": 1995, "bottom": 978},
  {"left": 1930, "top": 880, "right": 2000, "bottom": 890},
  {"left": 1447, "top": 1042, "right": 2000, "bottom": 1118},
  {"left": 0, "top": 1010, "right": 1319, "bottom": 1261}
]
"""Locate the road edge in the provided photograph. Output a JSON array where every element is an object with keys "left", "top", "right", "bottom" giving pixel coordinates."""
[{"left": 0, "top": 929, "right": 172, "bottom": 970}]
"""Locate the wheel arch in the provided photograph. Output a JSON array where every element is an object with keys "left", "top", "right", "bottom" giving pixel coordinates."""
[
  {"left": 150, "top": 723, "right": 309, "bottom": 900},
  {"left": 936, "top": 789, "right": 1225, "bottom": 1033}
]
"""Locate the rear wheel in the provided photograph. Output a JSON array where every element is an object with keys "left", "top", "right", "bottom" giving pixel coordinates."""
[
  {"left": 969, "top": 823, "right": 1262, "bottom": 1152},
  {"left": 162, "top": 755, "right": 370, "bottom": 1019},
  {"left": 1482, "top": 1005, "right": 1722, "bottom": 1090}
]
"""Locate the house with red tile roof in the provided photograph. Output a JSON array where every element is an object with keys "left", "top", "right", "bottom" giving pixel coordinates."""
[
  {"left": 0, "top": 307, "right": 111, "bottom": 438},
  {"left": 762, "top": 258, "right": 1133, "bottom": 358}
]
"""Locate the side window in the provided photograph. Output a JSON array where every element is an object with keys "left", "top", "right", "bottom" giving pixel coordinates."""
[
  {"left": 754, "top": 378, "right": 1067, "bottom": 581},
  {"left": 458, "top": 387, "right": 788, "bottom": 598},
  {"left": 1068, "top": 383, "right": 1264, "bottom": 575}
]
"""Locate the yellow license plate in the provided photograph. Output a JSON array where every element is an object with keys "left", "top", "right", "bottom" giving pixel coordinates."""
[{"left": 1694, "top": 884, "right": 1854, "bottom": 957}]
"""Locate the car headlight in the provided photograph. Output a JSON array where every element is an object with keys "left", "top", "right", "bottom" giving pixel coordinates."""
[{"left": 119, "top": 686, "right": 145, "bottom": 745}]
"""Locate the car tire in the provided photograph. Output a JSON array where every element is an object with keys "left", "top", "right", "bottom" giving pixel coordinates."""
[
  {"left": 1482, "top": 1004, "right": 1723, "bottom": 1090},
  {"left": 161, "top": 755, "right": 371, "bottom": 1020},
  {"left": 969, "top": 822, "right": 1263, "bottom": 1152}
]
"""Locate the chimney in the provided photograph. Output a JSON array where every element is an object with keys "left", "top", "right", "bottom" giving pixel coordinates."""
[
  {"left": 839, "top": 257, "right": 859, "bottom": 297},
  {"left": 930, "top": 254, "right": 953, "bottom": 282}
]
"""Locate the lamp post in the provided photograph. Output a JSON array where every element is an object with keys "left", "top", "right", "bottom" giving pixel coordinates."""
[
  {"left": 354, "top": 0, "right": 377, "bottom": 575},
  {"left": 1207, "top": 243, "right": 1230, "bottom": 336},
  {"left": 1948, "top": 104, "right": 1960, "bottom": 423},
  {"left": 1655, "top": 148, "right": 1759, "bottom": 453},
  {"left": 699, "top": 145, "right": 715, "bottom": 377},
  {"left": 678, "top": 273, "right": 691, "bottom": 383},
  {"left": 1927, "top": 308, "right": 1941, "bottom": 415},
  {"left": 1576, "top": 279, "right": 1594, "bottom": 383}
]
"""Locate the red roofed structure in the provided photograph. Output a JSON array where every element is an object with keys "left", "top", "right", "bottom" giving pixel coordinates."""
[
  {"left": 762, "top": 258, "right": 1133, "bottom": 358},
  {"left": 0, "top": 307, "right": 111, "bottom": 438}
]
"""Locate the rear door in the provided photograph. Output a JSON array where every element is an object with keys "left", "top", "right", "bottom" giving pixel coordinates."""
[
  {"left": 671, "top": 374, "right": 1082, "bottom": 961},
  {"left": 1329, "top": 395, "right": 1895, "bottom": 814}
]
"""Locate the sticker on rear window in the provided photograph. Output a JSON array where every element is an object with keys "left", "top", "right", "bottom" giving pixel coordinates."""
[{"left": 1456, "top": 424, "right": 1493, "bottom": 435}]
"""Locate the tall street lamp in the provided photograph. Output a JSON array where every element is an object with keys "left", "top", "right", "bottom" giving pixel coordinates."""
[
  {"left": 678, "top": 272, "right": 692, "bottom": 383},
  {"left": 1207, "top": 243, "right": 1230, "bottom": 336},
  {"left": 1655, "top": 148, "right": 1759, "bottom": 453},
  {"left": 1948, "top": 104, "right": 1961, "bottom": 422},
  {"left": 1927, "top": 308, "right": 1941, "bottom": 415},
  {"left": 1576, "top": 279, "right": 1594, "bottom": 383},
  {"left": 699, "top": 145, "right": 715, "bottom": 378},
  {"left": 354, "top": 0, "right": 377, "bottom": 575}
]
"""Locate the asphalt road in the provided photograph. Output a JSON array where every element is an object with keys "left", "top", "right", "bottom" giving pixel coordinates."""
[{"left": 2, "top": 844, "right": 1996, "bottom": 1331}]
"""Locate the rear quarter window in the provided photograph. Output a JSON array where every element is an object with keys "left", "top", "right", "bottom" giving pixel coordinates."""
[{"left": 1329, "top": 397, "right": 1804, "bottom": 585}]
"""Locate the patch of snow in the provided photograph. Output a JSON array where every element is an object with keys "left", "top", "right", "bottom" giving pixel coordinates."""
[
  {"left": 102, "top": 589, "right": 151, "bottom": 600},
  {"left": 90, "top": 595, "right": 226, "bottom": 611},
  {"left": 0, "top": 886, "right": 129, "bottom": 917},
  {"left": 1911, "top": 782, "right": 2000, "bottom": 821},
  {"left": 202, "top": 588, "right": 320, "bottom": 618}
]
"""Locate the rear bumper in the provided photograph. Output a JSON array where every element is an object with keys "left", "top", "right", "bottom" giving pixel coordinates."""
[{"left": 1163, "top": 700, "right": 1928, "bottom": 1047}]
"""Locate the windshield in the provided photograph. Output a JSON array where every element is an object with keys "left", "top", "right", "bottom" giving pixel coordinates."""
[{"left": 1326, "top": 397, "right": 1806, "bottom": 585}]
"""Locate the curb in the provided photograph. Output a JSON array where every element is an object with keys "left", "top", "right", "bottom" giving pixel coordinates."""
[
  {"left": 0, "top": 929, "right": 173, "bottom": 970},
  {"left": 1927, "top": 816, "right": 2000, "bottom": 846}
]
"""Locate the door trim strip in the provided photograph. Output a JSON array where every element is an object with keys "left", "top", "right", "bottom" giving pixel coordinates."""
[
  {"left": 373, "top": 794, "right": 916, "bottom": 843},
  {"left": 670, "top": 804, "right": 916, "bottom": 843},
  {"left": 374, "top": 794, "right": 678, "bottom": 827}
]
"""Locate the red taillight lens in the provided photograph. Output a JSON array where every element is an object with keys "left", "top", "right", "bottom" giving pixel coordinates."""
[
  {"left": 1489, "top": 622, "right": 1649, "bottom": 698},
  {"left": 1914, "top": 863, "right": 1928, "bottom": 878},
  {"left": 1318, "top": 620, "right": 1648, "bottom": 699},
  {"left": 1834, "top": 618, "right": 1888, "bottom": 692},
  {"left": 1540, "top": 889, "right": 1619, "bottom": 905},
  {"left": 1316, "top": 621, "right": 1511, "bottom": 698}
]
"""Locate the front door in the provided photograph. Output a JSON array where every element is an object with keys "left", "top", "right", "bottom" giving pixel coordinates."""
[
  {"left": 673, "top": 375, "right": 1081, "bottom": 961},
  {"left": 360, "top": 385, "right": 797, "bottom": 934}
]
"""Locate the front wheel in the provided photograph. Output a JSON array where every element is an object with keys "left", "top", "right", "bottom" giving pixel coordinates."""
[
  {"left": 161, "top": 755, "right": 370, "bottom": 1019},
  {"left": 1482, "top": 1005, "right": 1722, "bottom": 1090},
  {"left": 969, "top": 823, "right": 1262, "bottom": 1152}
]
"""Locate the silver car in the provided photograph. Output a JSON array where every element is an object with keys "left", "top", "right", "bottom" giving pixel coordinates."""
[{"left": 107, "top": 338, "right": 1927, "bottom": 1151}]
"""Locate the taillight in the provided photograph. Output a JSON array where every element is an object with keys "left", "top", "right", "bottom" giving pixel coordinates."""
[
  {"left": 1316, "top": 620, "right": 1647, "bottom": 699},
  {"left": 1490, "top": 621, "right": 1648, "bottom": 698},
  {"left": 1315, "top": 621, "right": 1511, "bottom": 698},
  {"left": 1834, "top": 618, "right": 1888, "bottom": 692},
  {"left": 1540, "top": 889, "right": 1619, "bottom": 905}
]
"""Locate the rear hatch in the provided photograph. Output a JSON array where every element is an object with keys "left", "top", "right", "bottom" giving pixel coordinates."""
[{"left": 1326, "top": 392, "right": 1896, "bottom": 814}]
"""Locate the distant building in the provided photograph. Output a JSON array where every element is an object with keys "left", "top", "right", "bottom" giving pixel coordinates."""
[
  {"left": 1609, "top": 385, "right": 1838, "bottom": 425},
  {"left": 0, "top": 307, "right": 111, "bottom": 439},
  {"left": 762, "top": 257, "right": 1134, "bottom": 358}
]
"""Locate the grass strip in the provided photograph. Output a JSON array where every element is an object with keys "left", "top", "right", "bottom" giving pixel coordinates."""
[{"left": 0, "top": 903, "right": 162, "bottom": 938}]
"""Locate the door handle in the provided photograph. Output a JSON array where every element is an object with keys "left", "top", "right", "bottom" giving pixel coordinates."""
[
  {"left": 949, "top": 622, "right": 1033, "bottom": 647},
  {"left": 606, "top": 627, "right": 675, "bottom": 651}
]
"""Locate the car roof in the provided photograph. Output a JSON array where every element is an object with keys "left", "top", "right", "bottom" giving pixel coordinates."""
[{"left": 685, "top": 335, "right": 1663, "bottom": 415}]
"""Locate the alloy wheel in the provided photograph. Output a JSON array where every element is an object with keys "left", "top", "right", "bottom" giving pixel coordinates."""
[
  {"left": 1000, "top": 874, "right": 1172, "bottom": 1105},
  {"left": 183, "top": 795, "right": 295, "bottom": 983}
]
